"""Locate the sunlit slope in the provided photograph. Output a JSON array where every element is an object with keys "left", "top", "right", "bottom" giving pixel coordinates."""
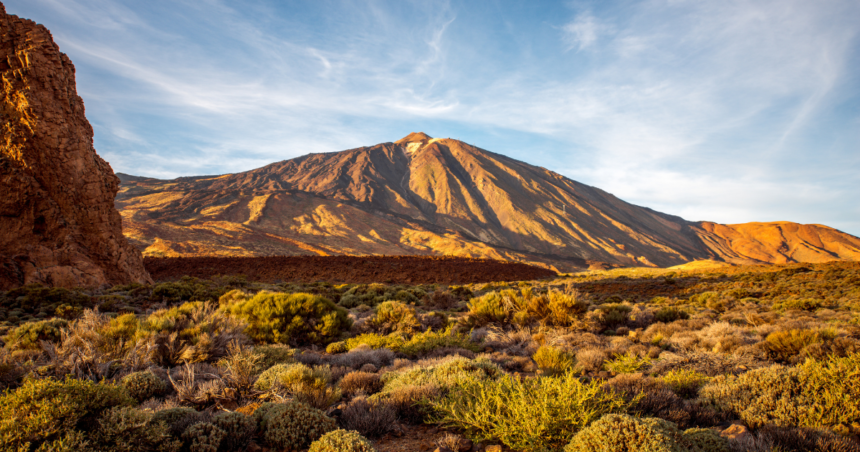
[
  {"left": 115, "top": 133, "right": 860, "bottom": 270},
  {"left": 691, "top": 221, "right": 860, "bottom": 265}
]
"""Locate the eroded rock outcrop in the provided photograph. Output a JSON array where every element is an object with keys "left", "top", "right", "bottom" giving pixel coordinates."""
[{"left": 0, "top": 3, "right": 151, "bottom": 289}]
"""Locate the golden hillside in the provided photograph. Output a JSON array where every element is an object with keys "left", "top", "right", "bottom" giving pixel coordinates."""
[{"left": 115, "top": 133, "right": 860, "bottom": 271}]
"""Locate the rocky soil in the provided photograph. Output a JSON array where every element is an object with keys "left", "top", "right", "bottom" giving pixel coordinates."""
[{"left": 143, "top": 255, "right": 557, "bottom": 284}]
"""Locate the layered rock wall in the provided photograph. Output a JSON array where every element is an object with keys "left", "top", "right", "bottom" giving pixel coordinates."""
[{"left": 0, "top": 2, "right": 151, "bottom": 289}]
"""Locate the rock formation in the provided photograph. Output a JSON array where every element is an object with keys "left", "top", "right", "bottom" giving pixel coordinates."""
[
  {"left": 115, "top": 132, "right": 860, "bottom": 271},
  {"left": 0, "top": 3, "right": 151, "bottom": 289}
]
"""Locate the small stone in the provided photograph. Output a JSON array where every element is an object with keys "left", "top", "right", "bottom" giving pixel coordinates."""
[{"left": 434, "top": 448, "right": 455, "bottom": 452}]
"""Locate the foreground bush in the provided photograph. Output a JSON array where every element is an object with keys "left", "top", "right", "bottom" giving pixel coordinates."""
[
  {"left": 309, "top": 429, "right": 377, "bottom": 452},
  {"left": 430, "top": 371, "right": 629, "bottom": 451},
  {"left": 253, "top": 401, "right": 337, "bottom": 450},
  {"left": 211, "top": 411, "right": 256, "bottom": 451},
  {"left": 255, "top": 363, "right": 341, "bottom": 409},
  {"left": 532, "top": 345, "right": 577, "bottom": 375},
  {"left": 121, "top": 370, "right": 168, "bottom": 402},
  {"left": 564, "top": 414, "right": 684, "bottom": 452},
  {"left": 4, "top": 318, "right": 68, "bottom": 350},
  {"left": 90, "top": 406, "right": 181, "bottom": 452},
  {"left": 221, "top": 291, "right": 350, "bottom": 345},
  {"left": 699, "top": 354, "right": 860, "bottom": 434},
  {"left": 0, "top": 377, "right": 134, "bottom": 450}
]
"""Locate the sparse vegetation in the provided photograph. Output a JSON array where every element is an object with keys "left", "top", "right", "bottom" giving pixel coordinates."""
[{"left": 0, "top": 261, "right": 857, "bottom": 450}]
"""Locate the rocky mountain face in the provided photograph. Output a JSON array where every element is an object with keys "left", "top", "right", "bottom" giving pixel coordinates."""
[
  {"left": 115, "top": 132, "right": 860, "bottom": 272},
  {"left": 0, "top": 3, "right": 151, "bottom": 289}
]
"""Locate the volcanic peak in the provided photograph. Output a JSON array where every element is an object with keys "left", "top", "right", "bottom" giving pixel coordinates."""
[{"left": 395, "top": 132, "right": 433, "bottom": 144}]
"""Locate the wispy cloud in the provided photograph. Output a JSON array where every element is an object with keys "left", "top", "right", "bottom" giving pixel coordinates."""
[
  {"left": 4, "top": 0, "right": 859, "bottom": 234},
  {"left": 561, "top": 12, "right": 604, "bottom": 51}
]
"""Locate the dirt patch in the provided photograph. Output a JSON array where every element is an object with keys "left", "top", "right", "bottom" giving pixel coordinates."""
[{"left": 144, "top": 255, "right": 557, "bottom": 284}]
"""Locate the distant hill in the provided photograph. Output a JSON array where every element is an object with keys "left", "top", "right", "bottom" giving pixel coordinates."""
[{"left": 115, "top": 133, "right": 860, "bottom": 272}]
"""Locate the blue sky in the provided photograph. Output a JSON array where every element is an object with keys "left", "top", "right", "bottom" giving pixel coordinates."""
[{"left": 6, "top": 0, "right": 860, "bottom": 236}]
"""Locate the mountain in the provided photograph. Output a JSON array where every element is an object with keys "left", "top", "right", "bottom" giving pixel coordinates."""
[
  {"left": 0, "top": 3, "right": 151, "bottom": 289},
  {"left": 114, "top": 133, "right": 860, "bottom": 272}
]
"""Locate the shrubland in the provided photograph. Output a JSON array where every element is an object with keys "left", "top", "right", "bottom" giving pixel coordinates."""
[{"left": 0, "top": 261, "right": 857, "bottom": 451}]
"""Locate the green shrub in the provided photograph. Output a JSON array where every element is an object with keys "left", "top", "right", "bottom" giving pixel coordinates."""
[
  {"left": 381, "top": 384, "right": 439, "bottom": 424},
  {"left": 379, "top": 356, "right": 501, "bottom": 396},
  {"left": 338, "top": 284, "right": 389, "bottom": 308},
  {"left": 211, "top": 411, "right": 256, "bottom": 452},
  {"left": 532, "top": 345, "right": 577, "bottom": 375},
  {"left": 604, "top": 352, "right": 651, "bottom": 374},
  {"left": 5, "top": 318, "right": 68, "bottom": 350},
  {"left": 368, "top": 301, "right": 420, "bottom": 333},
  {"left": 564, "top": 414, "right": 685, "bottom": 452},
  {"left": 682, "top": 428, "right": 729, "bottom": 452},
  {"left": 0, "top": 377, "right": 134, "bottom": 450},
  {"left": 772, "top": 298, "right": 827, "bottom": 311},
  {"left": 121, "top": 370, "right": 168, "bottom": 402},
  {"left": 309, "top": 429, "right": 377, "bottom": 452},
  {"left": 398, "top": 327, "right": 480, "bottom": 357},
  {"left": 596, "top": 303, "right": 632, "bottom": 328},
  {"left": 465, "top": 289, "right": 588, "bottom": 328},
  {"left": 150, "top": 407, "right": 204, "bottom": 437},
  {"left": 764, "top": 328, "right": 834, "bottom": 363},
  {"left": 660, "top": 369, "right": 709, "bottom": 399},
  {"left": 182, "top": 422, "right": 225, "bottom": 452},
  {"left": 654, "top": 307, "right": 689, "bottom": 323},
  {"left": 699, "top": 354, "right": 860, "bottom": 433},
  {"left": 90, "top": 406, "right": 181, "bottom": 452},
  {"left": 432, "top": 372, "right": 629, "bottom": 452},
  {"left": 221, "top": 291, "right": 350, "bottom": 345},
  {"left": 151, "top": 277, "right": 227, "bottom": 304},
  {"left": 336, "top": 333, "right": 406, "bottom": 352},
  {"left": 255, "top": 363, "right": 341, "bottom": 409},
  {"left": 253, "top": 344, "right": 296, "bottom": 371},
  {"left": 253, "top": 401, "right": 337, "bottom": 450}
]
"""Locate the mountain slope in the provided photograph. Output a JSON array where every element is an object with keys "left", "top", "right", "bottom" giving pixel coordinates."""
[{"left": 115, "top": 133, "right": 860, "bottom": 271}]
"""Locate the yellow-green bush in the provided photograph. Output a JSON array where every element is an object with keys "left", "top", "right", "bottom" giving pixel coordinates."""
[
  {"left": 660, "top": 369, "right": 709, "bottom": 399},
  {"left": 0, "top": 377, "right": 133, "bottom": 450},
  {"left": 211, "top": 412, "right": 256, "bottom": 452},
  {"left": 564, "top": 414, "right": 685, "bottom": 452},
  {"left": 465, "top": 289, "right": 588, "bottom": 328},
  {"left": 121, "top": 370, "right": 168, "bottom": 402},
  {"left": 595, "top": 303, "right": 632, "bottom": 328},
  {"left": 253, "top": 401, "right": 336, "bottom": 450},
  {"left": 221, "top": 291, "right": 350, "bottom": 345},
  {"left": 532, "top": 345, "right": 577, "bottom": 375},
  {"left": 182, "top": 422, "right": 225, "bottom": 452},
  {"left": 4, "top": 318, "right": 68, "bottom": 350},
  {"left": 604, "top": 352, "right": 651, "bottom": 374},
  {"left": 150, "top": 407, "right": 204, "bottom": 438},
  {"left": 431, "top": 372, "right": 629, "bottom": 451},
  {"left": 398, "top": 327, "right": 480, "bottom": 357},
  {"left": 90, "top": 406, "right": 181, "bottom": 452},
  {"left": 368, "top": 301, "right": 420, "bottom": 334},
  {"left": 309, "top": 429, "right": 377, "bottom": 452},
  {"left": 253, "top": 344, "right": 296, "bottom": 371},
  {"left": 255, "top": 363, "right": 341, "bottom": 409},
  {"left": 682, "top": 428, "right": 729, "bottom": 452},
  {"left": 654, "top": 307, "right": 689, "bottom": 323},
  {"left": 699, "top": 354, "right": 860, "bottom": 433},
  {"left": 379, "top": 356, "right": 501, "bottom": 396},
  {"left": 764, "top": 328, "right": 835, "bottom": 363}
]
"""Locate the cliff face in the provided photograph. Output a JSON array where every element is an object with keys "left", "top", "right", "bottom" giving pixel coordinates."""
[{"left": 0, "top": 3, "right": 151, "bottom": 289}]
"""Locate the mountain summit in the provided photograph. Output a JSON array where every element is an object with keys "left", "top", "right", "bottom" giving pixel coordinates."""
[{"left": 115, "top": 134, "right": 860, "bottom": 271}]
